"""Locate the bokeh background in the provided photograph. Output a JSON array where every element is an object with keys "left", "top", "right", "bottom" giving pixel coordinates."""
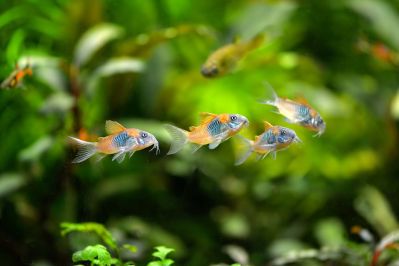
[{"left": 0, "top": 0, "right": 399, "bottom": 265}]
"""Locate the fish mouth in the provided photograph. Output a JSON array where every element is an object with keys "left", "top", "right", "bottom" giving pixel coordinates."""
[
  {"left": 293, "top": 135, "right": 302, "bottom": 143},
  {"left": 201, "top": 66, "right": 218, "bottom": 77},
  {"left": 313, "top": 123, "right": 326, "bottom": 137},
  {"left": 149, "top": 139, "right": 160, "bottom": 155}
]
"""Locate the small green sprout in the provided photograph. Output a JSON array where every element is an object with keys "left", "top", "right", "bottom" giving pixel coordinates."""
[{"left": 147, "top": 246, "right": 175, "bottom": 266}]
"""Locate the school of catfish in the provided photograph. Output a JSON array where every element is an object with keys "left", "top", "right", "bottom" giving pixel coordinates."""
[{"left": 1, "top": 33, "right": 326, "bottom": 165}]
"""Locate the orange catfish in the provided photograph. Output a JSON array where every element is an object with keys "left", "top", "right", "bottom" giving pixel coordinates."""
[
  {"left": 165, "top": 112, "right": 249, "bottom": 154},
  {"left": 69, "top": 120, "right": 159, "bottom": 163}
]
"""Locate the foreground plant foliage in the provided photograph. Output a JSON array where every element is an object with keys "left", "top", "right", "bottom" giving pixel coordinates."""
[{"left": 0, "top": 0, "right": 399, "bottom": 265}]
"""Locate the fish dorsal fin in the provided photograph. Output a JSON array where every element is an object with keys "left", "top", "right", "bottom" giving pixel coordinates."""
[
  {"left": 254, "top": 135, "right": 261, "bottom": 142},
  {"left": 219, "top": 114, "right": 229, "bottom": 123},
  {"left": 295, "top": 96, "right": 311, "bottom": 107},
  {"left": 263, "top": 121, "right": 273, "bottom": 130},
  {"left": 199, "top": 112, "right": 218, "bottom": 124},
  {"left": 105, "top": 120, "right": 126, "bottom": 135},
  {"left": 189, "top": 126, "right": 198, "bottom": 131}
]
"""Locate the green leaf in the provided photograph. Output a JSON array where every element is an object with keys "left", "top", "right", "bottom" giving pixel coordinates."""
[
  {"left": 40, "top": 92, "right": 74, "bottom": 114},
  {"left": 355, "top": 186, "right": 398, "bottom": 236},
  {"left": 19, "top": 136, "right": 53, "bottom": 162},
  {"left": 72, "top": 244, "right": 118, "bottom": 266},
  {"left": 348, "top": 0, "right": 399, "bottom": 49},
  {"left": 6, "top": 29, "right": 25, "bottom": 64},
  {"left": 122, "top": 244, "right": 137, "bottom": 254},
  {"left": 147, "top": 262, "right": 162, "bottom": 266},
  {"left": 86, "top": 57, "right": 145, "bottom": 95},
  {"left": 0, "top": 173, "right": 26, "bottom": 198},
  {"left": 60, "top": 222, "right": 118, "bottom": 252},
  {"left": 74, "top": 23, "right": 123, "bottom": 67},
  {"left": 152, "top": 246, "right": 174, "bottom": 261}
]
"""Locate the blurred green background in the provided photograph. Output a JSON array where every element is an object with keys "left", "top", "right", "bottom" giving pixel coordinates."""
[{"left": 0, "top": 0, "right": 399, "bottom": 265}]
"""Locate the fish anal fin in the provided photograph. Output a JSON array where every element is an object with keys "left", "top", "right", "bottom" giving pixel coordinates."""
[{"left": 105, "top": 120, "right": 126, "bottom": 135}]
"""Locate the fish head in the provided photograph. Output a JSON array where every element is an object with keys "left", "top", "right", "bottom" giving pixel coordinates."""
[
  {"left": 312, "top": 115, "right": 326, "bottom": 136},
  {"left": 227, "top": 114, "right": 249, "bottom": 131},
  {"left": 201, "top": 63, "right": 219, "bottom": 78},
  {"left": 137, "top": 130, "right": 160, "bottom": 155},
  {"left": 276, "top": 127, "right": 300, "bottom": 144}
]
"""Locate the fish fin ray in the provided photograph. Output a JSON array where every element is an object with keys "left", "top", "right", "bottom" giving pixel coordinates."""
[
  {"left": 105, "top": 120, "right": 126, "bottom": 135},
  {"left": 68, "top": 137, "right": 97, "bottom": 163},
  {"left": 112, "top": 151, "right": 126, "bottom": 163},
  {"left": 259, "top": 81, "right": 278, "bottom": 106},
  {"left": 209, "top": 139, "right": 222, "bottom": 150},
  {"left": 164, "top": 124, "right": 189, "bottom": 155},
  {"left": 235, "top": 135, "right": 253, "bottom": 165},
  {"left": 191, "top": 144, "right": 202, "bottom": 153}
]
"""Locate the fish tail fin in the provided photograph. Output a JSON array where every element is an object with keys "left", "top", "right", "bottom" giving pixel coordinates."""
[
  {"left": 68, "top": 137, "right": 98, "bottom": 163},
  {"left": 247, "top": 33, "right": 265, "bottom": 50},
  {"left": 164, "top": 124, "right": 189, "bottom": 155},
  {"left": 258, "top": 81, "right": 278, "bottom": 106},
  {"left": 235, "top": 135, "right": 254, "bottom": 166}
]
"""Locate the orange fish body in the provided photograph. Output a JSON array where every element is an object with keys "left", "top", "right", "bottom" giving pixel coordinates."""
[
  {"left": 262, "top": 87, "right": 326, "bottom": 136},
  {"left": 235, "top": 121, "right": 301, "bottom": 165},
  {"left": 1, "top": 64, "right": 33, "bottom": 89},
  {"left": 165, "top": 112, "right": 249, "bottom": 154},
  {"left": 69, "top": 121, "right": 159, "bottom": 163}
]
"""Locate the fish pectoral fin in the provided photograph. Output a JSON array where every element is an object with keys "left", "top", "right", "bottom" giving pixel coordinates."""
[
  {"left": 258, "top": 143, "right": 276, "bottom": 149},
  {"left": 128, "top": 150, "right": 135, "bottom": 158},
  {"left": 105, "top": 120, "right": 126, "bottom": 135},
  {"left": 95, "top": 154, "right": 107, "bottom": 162},
  {"left": 209, "top": 139, "right": 222, "bottom": 150},
  {"left": 112, "top": 151, "right": 126, "bottom": 163}
]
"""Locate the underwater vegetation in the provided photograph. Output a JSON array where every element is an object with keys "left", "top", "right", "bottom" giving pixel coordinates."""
[{"left": 0, "top": 0, "right": 399, "bottom": 265}]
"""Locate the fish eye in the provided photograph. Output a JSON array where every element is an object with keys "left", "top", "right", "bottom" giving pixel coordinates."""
[
  {"left": 141, "top": 132, "right": 148, "bottom": 138},
  {"left": 230, "top": 115, "right": 237, "bottom": 121}
]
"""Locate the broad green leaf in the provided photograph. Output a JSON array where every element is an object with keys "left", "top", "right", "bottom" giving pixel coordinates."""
[
  {"left": 348, "top": 0, "right": 399, "bottom": 49},
  {"left": 61, "top": 222, "right": 118, "bottom": 252},
  {"left": 40, "top": 92, "right": 74, "bottom": 114},
  {"left": 0, "top": 173, "right": 26, "bottom": 198},
  {"left": 122, "top": 244, "right": 137, "bottom": 254},
  {"left": 0, "top": 6, "right": 28, "bottom": 30},
  {"left": 18, "top": 55, "right": 62, "bottom": 68},
  {"left": 355, "top": 186, "right": 398, "bottom": 236},
  {"left": 86, "top": 57, "right": 145, "bottom": 94},
  {"left": 391, "top": 90, "right": 399, "bottom": 119},
  {"left": 147, "top": 262, "right": 162, "bottom": 266},
  {"left": 6, "top": 29, "right": 25, "bottom": 64},
  {"left": 72, "top": 244, "right": 118, "bottom": 266},
  {"left": 19, "top": 136, "right": 53, "bottom": 162},
  {"left": 223, "top": 245, "right": 248, "bottom": 265},
  {"left": 74, "top": 23, "right": 123, "bottom": 67}
]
